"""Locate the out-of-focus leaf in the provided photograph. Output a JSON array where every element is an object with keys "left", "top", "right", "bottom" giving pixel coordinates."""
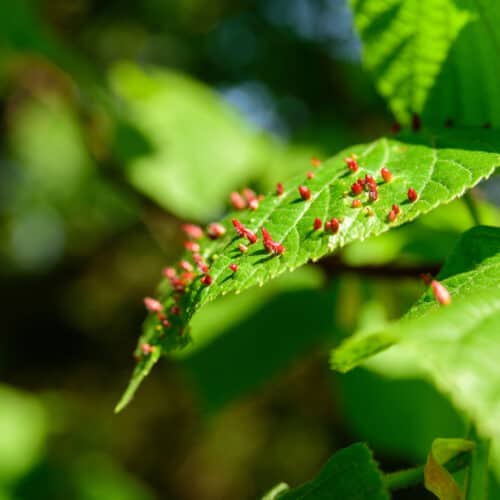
[
  {"left": 0, "top": 385, "right": 47, "bottom": 485},
  {"left": 264, "top": 443, "right": 388, "bottom": 500},
  {"left": 117, "top": 128, "right": 500, "bottom": 411},
  {"left": 353, "top": 0, "right": 500, "bottom": 126},
  {"left": 109, "top": 62, "right": 271, "bottom": 220}
]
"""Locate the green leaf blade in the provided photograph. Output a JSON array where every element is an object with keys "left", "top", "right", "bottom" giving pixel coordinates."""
[{"left": 118, "top": 131, "right": 500, "bottom": 411}]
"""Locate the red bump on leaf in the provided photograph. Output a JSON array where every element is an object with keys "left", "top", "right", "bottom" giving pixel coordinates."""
[
  {"left": 276, "top": 182, "right": 284, "bottom": 196},
  {"left": 408, "top": 187, "right": 418, "bottom": 202},
  {"left": 298, "top": 185, "right": 311, "bottom": 200},
  {"left": 248, "top": 198, "right": 259, "bottom": 211},
  {"left": 344, "top": 155, "right": 358, "bottom": 173},
  {"left": 310, "top": 156, "right": 321, "bottom": 168},
  {"left": 141, "top": 343, "right": 155, "bottom": 355},
  {"left": 158, "top": 314, "right": 171, "bottom": 328},
  {"left": 144, "top": 297, "right": 162, "bottom": 313},
  {"left": 242, "top": 188, "right": 257, "bottom": 204},
  {"left": 207, "top": 222, "right": 226, "bottom": 239},
  {"left": 307, "top": 171, "right": 314, "bottom": 179},
  {"left": 201, "top": 274, "right": 212, "bottom": 286},
  {"left": 431, "top": 280, "right": 451, "bottom": 305},
  {"left": 181, "top": 223, "right": 203, "bottom": 240},
  {"left": 392, "top": 204, "right": 400, "bottom": 215},
  {"left": 180, "top": 260, "right": 193, "bottom": 272},
  {"left": 229, "top": 263, "right": 238, "bottom": 272},
  {"left": 231, "top": 218, "right": 247, "bottom": 237},
  {"left": 238, "top": 243, "right": 248, "bottom": 253},
  {"left": 381, "top": 167, "right": 393, "bottom": 182},
  {"left": 352, "top": 199, "right": 362, "bottom": 208},
  {"left": 388, "top": 209, "right": 397, "bottom": 222},
  {"left": 163, "top": 266, "right": 177, "bottom": 280},
  {"left": 184, "top": 241, "right": 200, "bottom": 253},
  {"left": 351, "top": 182, "right": 363, "bottom": 195},
  {"left": 230, "top": 191, "right": 246, "bottom": 210},
  {"left": 313, "top": 217, "right": 322, "bottom": 230},
  {"left": 365, "top": 174, "right": 377, "bottom": 189},
  {"left": 325, "top": 218, "right": 340, "bottom": 234},
  {"left": 261, "top": 227, "right": 285, "bottom": 255},
  {"left": 245, "top": 229, "right": 258, "bottom": 244},
  {"left": 368, "top": 189, "right": 378, "bottom": 202},
  {"left": 170, "top": 305, "right": 181, "bottom": 315}
]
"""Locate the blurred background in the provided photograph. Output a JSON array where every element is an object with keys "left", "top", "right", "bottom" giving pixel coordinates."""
[{"left": 1, "top": 1, "right": 499, "bottom": 499}]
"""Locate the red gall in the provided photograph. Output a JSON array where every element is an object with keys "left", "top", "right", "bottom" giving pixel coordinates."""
[
  {"left": 229, "top": 263, "right": 238, "bottom": 272},
  {"left": 351, "top": 182, "right": 363, "bottom": 195},
  {"left": 261, "top": 227, "right": 285, "bottom": 255},
  {"left": 352, "top": 199, "right": 362, "bottom": 208},
  {"left": 307, "top": 171, "right": 314, "bottom": 179},
  {"left": 184, "top": 241, "right": 200, "bottom": 253},
  {"left": 310, "top": 156, "right": 322, "bottom": 167},
  {"left": 163, "top": 266, "right": 177, "bottom": 280},
  {"left": 344, "top": 155, "right": 358, "bottom": 173},
  {"left": 248, "top": 198, "right": 259, "bottom": 211},
  {"left": 388, "top": 209, "right": 397, "bottom": 222},
  {"left": 181, "top": 223, "right": 203, "bottom": 240},
  {"left": 276, "top": 182, "right": 284, "bottom": 196},
  {"left": 408, "top": 187, "right": 418, "bottom": 202},
  {"left": 380, "top": 167, "right": 392, "bottom": 182},
  {"left": 313, "top": 217, "right": 322, "bottom": 230},
  {"left": 144, "top": 297, "right": 162, "bottom": 313},
  {"left": 392, "top": 204, "right": 400, "bottom": 215},
  {"left": 298, "top": 185, "right": 311, "bottom": 200},
  {"left": 368, "top": 190, "right": 378, "bottom": 202},
  {"left": 238, "top": 243, "right": 248, "bottom": 253},
  {"left": 230, "top": 191, "right": 246, "bottom": 210},
  {"left": 207, "top": 222, "right": 226, "bottom": 239},
  {"left": 325, "top": 218, "right": 340, "bottom": 234},
  {"left": 200, "top": 274, "right": 212, "bottom": 286},
  {"left": 431, "top": 280, "right": 451, "bottom": 305},
  {"left": 141, "top": 343, "right": 155, "bottom": 355},
  {"left": 180, "top": 260, "right": 193, "bottom": 272}
]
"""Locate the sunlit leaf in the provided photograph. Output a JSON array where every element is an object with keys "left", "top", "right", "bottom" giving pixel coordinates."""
[{"left": 117, "top": 130, "right": 500, "bottom": 411}]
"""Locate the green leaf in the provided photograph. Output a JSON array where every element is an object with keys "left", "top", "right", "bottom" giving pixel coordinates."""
[
  {"left": 116, "top": 130, "right": 500, "bottom": 412},
  {"left": 353, "top": 0, "right": 500, "bottom": 126},
  {"left": 331, "top": 225, "right": 500, "bottom": 371},
  {"left": 109, "top": 62, "right": 271, "bottom": 220},
  {"left": 262, "top": 443, "right": 388, "bottom": 500}
]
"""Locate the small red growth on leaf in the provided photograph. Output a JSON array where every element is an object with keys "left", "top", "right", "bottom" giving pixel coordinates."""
[
  {"left": 412, "top": 112, "right": 421, "bottom": 131},
  {"left": 408, "top": 187, "right": 418, "bottom": 202},
  {"left": 158, "top": 314, "right": 171, "bottom": 328},
  {"left": 193, "top": 253, "right": 209, "bottom": 273},
  {"left": 245, "top": 229, "right": 258, "bottom": 244},
  {"left": 365, "top": 174, "right": 377, "bottom": 190},
  {"left": 325, "top": 218, "right": 340, "bottom": 234},
  {"left": 392, "top": 204, "right": 400, "bottom": 215},
  {"left": 184, "top": 241, "right": 200, "bottom": 253},
  {"left": 351, "top": 182, "right": 363, "bottom": 196},
  {"left": 180, "top": 260, "right": 193, "bottom": 272},
  {"left": 307, "top": 171, "right": 314, "bottom": 179},
  {"left": 229, "top": 263, "right": 238, "bottom": 272},
  {"left": 431, "top": 280, "right": 451, "bottom": 305},
  {"left": 141, "top": 343, "right": 155, "bottom": 355},
  {"left": 248, "top": 198, "right": 259, "bottom": 211},
  {"left": 232, "top": 218, "right": 247, "bottom": 237},
  {"left": 261, "top": 227, "right": 285, "bottom": 255},
  {"left": 181, "top": 223, "right": 203, "bottom": 240},
  {"left": 298, "top": 185, "right": 311, "bottom": 200},
  {"left": 230, "top": 191, "right": 246, "bottom": 210},
  {"left": 238, "top": 243, "right": 248, "bottom": 253},
  {"left": 313, "top": 217, "right": 322, "bottom": 230},
  {"left": 388, "top": 209, "right": 397, "bottom": 222},
  {"left": 352, "top": 199, "right": 362, "bottom": 208},
  {"left": 243, "top": 188, "right": 257, "bottom": 205},
  {"left": 381, "top": 167, "right": 392, "bottom": 182},
  {"left": 144, "top": 297, "right": 162, "bottom": 313},
  {"left": 207, "top": 222, "right": 226, "bottom": 239},
  {"left": 310, "top": 156, "right": 322, "bottom": 168},
  {"left": 368, "top": 190, "right": 378, "bottom": 202},
  {"left": 344, "top": 155, "right": 358, "bottom": 173},
  {"left": 276, "top": 182, "right": 284, "bottom": 196},
  {"left": 171, "top": 305, "right": 181, "bottom": 315},
  {"left": 201, "top": 274, "right": 212, "bottom": 286},
  {"left": 163, "top": 266, "right": 177, "bottom": 280}
]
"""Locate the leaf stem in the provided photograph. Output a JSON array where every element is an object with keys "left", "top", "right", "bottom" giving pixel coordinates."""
[
  {"left": 383, "top": 452, "right": 471, "bottom": 491},
  {"left": 463, "top": 191, "right": 482, "bottom": 226},
  {"left": 466, "top": 433, "right": 490, "bottom": 500}
]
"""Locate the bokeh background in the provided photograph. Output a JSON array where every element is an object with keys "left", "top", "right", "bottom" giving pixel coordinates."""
[{"left": 1, "top": 1, "right": 499, "bottom": 499}]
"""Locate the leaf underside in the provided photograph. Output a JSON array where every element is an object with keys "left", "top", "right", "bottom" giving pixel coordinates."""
[{"left": 116, "top": 129, "right": 500, "bottom": 411}]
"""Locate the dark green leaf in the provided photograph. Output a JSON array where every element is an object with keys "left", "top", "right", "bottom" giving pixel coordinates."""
[{"left": 265, "top": 443, "right": 388, "bottom": 500}]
